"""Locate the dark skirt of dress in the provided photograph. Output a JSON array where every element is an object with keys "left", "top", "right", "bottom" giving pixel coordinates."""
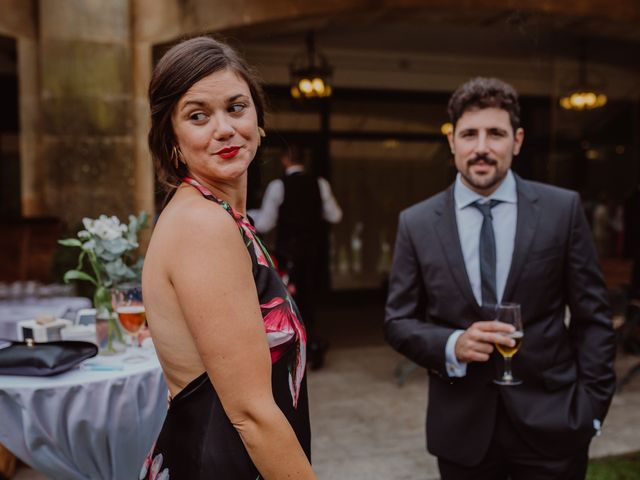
[{"left": 146, "top": 354, "right": 310, "bottom": 479}]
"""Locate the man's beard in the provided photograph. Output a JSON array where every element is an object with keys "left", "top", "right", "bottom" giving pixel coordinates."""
[{"left": 461, "top": 154, "right": 505, "bottom": 192}]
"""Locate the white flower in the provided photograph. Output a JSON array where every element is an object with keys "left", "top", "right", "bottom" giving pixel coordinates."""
[
  {"left": 82, "top": 215, "right": 128, "bottom": 241},
  {"left": 63, "top": 212, "right": 148, "bottom": 288}
]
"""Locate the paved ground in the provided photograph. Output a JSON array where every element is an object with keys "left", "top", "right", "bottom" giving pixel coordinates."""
[
  {"left": 13, "top": 292, "right": 640, "bottom": 479},
  {"left": 14, "top": 345, "right": 640, "bottom": 480},
  {"left": 308, "top": 345, "right": 640, "bottom": 480}
]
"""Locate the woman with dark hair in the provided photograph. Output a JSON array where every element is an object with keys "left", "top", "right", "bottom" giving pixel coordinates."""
[{"left": 141, "top": 36, "right": 315, "bottom": 479}]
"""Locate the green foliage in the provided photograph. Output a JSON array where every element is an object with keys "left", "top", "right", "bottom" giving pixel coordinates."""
[
  {"left": 62, "top": 270, "right": 97, "bottom": 286},
  {"left": 58, "top": 212, "right": 149, "bottom": 293},
  {"left": 588, "top": 452, "right": 640, "bottom": 480},
  {"left": 50, "top": 220, "right": 94, "bottom": 298},
  {"left": 56, "top": 213, "right": 148, "bottom": 352}
]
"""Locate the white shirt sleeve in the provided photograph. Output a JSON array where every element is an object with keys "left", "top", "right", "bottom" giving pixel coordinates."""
[
  {"left": 445, "top": 330, "right": 467, "bottom": 377},
  {"left": 253, "top": 179, "right": 284, "bottom": 233},
  {"left": 318, "top": 177, "right": 343, "bottom": 224}
]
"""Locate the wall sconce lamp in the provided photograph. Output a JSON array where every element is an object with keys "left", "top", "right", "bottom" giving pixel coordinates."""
[{"left": 290, "top": 31, "right": 333, "bottom": 99}]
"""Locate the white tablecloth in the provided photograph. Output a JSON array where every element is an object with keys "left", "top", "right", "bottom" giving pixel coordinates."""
[
  {"left": 0, "top": 348, "right": 167, "bottom": 480},
  {"left": 0, "top": 297, "right": 92, "bottom": 340}
]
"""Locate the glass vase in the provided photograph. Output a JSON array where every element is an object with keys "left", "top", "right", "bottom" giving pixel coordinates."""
[{"left": 95, "top": 307, "right": 126, "bottom": 355}]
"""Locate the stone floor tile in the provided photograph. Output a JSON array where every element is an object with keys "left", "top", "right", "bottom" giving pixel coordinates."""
[{"left": 13, "top": 345, "right": 640, "bottom": 479}]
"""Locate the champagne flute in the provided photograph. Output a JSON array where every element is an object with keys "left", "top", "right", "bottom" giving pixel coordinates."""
[
  {"left": 111, "top": 283, "right": 147, "bottom": 362},
  {"left": 493, "top": 303, "right": 523, "bottom": 386}
]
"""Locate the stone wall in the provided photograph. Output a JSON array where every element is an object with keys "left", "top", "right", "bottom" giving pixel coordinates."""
[{"left": 38, "top": 0, "right": 136, "bottom": 225}]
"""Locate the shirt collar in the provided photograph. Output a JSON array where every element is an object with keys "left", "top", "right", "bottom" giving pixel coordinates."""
[
  {"left": 454, "top": 169, "right": 517, "bottom": 210},
  {"left": 285, "top": 165, "right": 305, "bottom": 175}
]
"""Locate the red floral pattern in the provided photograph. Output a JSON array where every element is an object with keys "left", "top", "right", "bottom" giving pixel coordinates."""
[
  {"left": 260, "top": 296, "right": 307, "bottom": 407},
  {"left": 140, "top": 448, "right": 169, "bottom": 480},
  {"left": 183, "top": 177, "right": 273, "bottom": 268}
]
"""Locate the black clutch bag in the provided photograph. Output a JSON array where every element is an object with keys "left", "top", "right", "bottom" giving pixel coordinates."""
[{"left": 0, "top": 339, "right": 98, "bottom": 376}]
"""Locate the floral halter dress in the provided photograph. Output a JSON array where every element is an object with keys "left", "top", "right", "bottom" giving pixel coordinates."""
[{"left": 141, "top": 177, "right": 310, "bottom": 480}]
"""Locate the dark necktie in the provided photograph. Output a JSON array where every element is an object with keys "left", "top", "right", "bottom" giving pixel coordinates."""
[{"left": 472, "top": 199, "right": 501, "bottom": 306}]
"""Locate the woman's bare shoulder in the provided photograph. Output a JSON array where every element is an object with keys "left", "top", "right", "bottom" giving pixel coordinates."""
[
  {"left": 150, "top": 189, "right": 244, "bottom": 261},
  {"left": 159, "top": 189, "right": 236, "bottom": 234},
  {"left": 150, "top": 187, "right": 252, "bottom": 292}
]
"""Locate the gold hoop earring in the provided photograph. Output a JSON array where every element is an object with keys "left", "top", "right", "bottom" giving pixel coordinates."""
[
  {"left": 257, "top": 127, "right": 266, "bottom": 147},
  {"left": 171, "top": 146, "right": 182, "bottom": 169}
]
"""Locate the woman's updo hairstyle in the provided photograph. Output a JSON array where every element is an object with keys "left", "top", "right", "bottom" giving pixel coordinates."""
[{"left": 148, "top": 36, "right": 266, "bottom": 190}]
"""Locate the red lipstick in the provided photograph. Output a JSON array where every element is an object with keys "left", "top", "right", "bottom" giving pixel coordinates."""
[{"left": 215, "top": 146, "right": 240, "bottom": 159}]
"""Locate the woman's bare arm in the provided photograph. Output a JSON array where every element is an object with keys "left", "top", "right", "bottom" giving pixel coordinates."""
[{"left": 167, "top": 200, "right": 315, "bottom": 480}]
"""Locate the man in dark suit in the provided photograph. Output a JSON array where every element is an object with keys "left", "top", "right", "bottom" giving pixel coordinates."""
[{"left": 384, "top": 77, "right": 616, "bottom": 479}]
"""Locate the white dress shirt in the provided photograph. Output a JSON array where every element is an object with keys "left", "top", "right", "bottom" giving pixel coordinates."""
[
  {"left": 445, "top": 169, "right": 518, "bottom": 377},
  {"left": 250, "top": 165, "right": 343, "bottom": 233}
]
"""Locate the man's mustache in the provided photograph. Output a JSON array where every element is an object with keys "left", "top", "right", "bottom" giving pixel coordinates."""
[{"left": 467, "top": 154, "right": 497, "bottom": 166}]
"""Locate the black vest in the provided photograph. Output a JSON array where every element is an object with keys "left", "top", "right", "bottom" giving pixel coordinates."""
[{"left": 276, "top": 171, "right": 323, "bottom": 260}]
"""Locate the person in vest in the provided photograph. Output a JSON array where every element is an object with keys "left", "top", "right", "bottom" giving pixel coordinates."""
[{"left": 253, "top": 146, "right": 342, "bottom": 369}]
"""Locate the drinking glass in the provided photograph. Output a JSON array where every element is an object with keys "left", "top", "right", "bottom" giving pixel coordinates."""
[
  {"left": 493, "top": 303, "right": 523, "bottom": 386},
  {"left": 111, "top": 283, "right": 147, "bottom": 362}
]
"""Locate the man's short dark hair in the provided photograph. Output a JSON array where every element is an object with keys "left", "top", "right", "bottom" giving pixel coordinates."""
[
  {"left": 447, "top": 77, "right": 521, "bottom": 132},
  {"left": 284, "top": 145, "right": 304, "bottom": 165}
]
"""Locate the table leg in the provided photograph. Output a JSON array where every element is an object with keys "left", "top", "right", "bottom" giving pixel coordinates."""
[{"left": 0, "top": 442, "right": 17, "bottom": 479}]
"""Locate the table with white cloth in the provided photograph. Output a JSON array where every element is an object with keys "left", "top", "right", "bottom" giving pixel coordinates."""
[
  {"left": 0, "top": 348, "right": 167, "bottom": 480},
  {"left": 0, "top": 297, "right": 92, "bottom": 340}
]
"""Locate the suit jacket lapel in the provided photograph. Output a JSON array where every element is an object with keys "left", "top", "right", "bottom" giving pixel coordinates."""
[
  {"left": 434, "top": 185, "right": 482, "bottom": 315},
  {"left": 503, "top": 175, "right": 539, "bottom": 302}
]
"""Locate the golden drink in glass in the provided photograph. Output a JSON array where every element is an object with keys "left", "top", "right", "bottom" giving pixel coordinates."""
[
  {"left": 115, "top": 305, "right": 146, "bottom": 335},
  {"left": 493, "top": 303, "right": 523, "bottom": 386},
  {"left": 111, "top": 283, "right": 147, "bottom": 362},
  {"left": 495, "top": 331, "right": 523, "bottom": 358}
]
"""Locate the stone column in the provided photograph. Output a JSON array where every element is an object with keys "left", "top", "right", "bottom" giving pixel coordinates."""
[
  {"left": 18, "top": 36, "right": 42, "bottom": 216},
  {"left": 38, "top": 0, "right": 136, "bottom": 225}
]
